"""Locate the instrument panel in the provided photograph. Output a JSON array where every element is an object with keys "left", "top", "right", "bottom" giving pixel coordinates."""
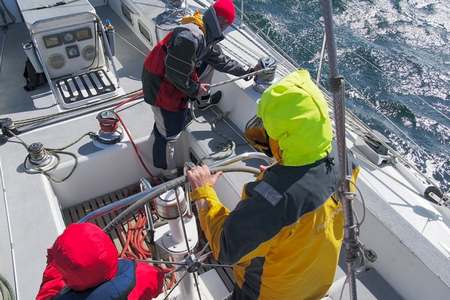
[
  {"left": 43, "top": 27, "right": 92, "bottom": 49},
  {"left": 37, "top": 23, "right": 103, "bottom": 79}
]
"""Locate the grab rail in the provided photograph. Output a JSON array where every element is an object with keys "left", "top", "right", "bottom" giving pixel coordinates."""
[{"left": 79, "top": 152, "right": 271, "bottom": 224}]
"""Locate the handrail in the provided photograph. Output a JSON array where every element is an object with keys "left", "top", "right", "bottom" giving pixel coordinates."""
[
  {"left": 78, "top": 188, "right": 152, "bottom": 223},
  {"left": 103, "top": 165, "right": 260, "bottom": 232},
  {"left": 209, "top": 152, "right": 273, "bottom": 168}
]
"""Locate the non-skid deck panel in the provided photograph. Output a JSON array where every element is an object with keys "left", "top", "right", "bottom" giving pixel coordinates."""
[
  {"left": 57, "top": 69, "right": 116, "bottom": 104},
  {"left": 62, "top": 183, "right": 145, "bottom": 253}
]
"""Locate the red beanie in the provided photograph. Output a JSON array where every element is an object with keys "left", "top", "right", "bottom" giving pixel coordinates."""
[
  {"left": 213, "top": 0, "right": 235, "bottom": 25},
  {"left": 49, "top": 223, "right": 118, "bottom": 291}
]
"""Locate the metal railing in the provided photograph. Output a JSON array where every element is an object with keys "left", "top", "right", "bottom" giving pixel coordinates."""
[{"left": 78, "top": 152, "right": 270, "bottom": 225}]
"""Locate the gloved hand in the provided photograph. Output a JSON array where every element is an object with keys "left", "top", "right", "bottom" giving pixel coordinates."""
[
  {"left": 133, "top": 262, "right": 167, "bottom": 299},
  {"left": 187, "top": 164, "right": 223, "bottom": 190},
  {"left": 197, "top": 83, "right": 210, "bottom": 96},
  {"left": 243, "top": 63, "right": 262, "bottom": 81},
  {"left": 243, "top": 67, "right": 255, "bottom": 81}
]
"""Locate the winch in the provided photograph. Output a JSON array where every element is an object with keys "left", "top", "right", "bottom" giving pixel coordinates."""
[
  {"left": 24, "top": 142, "right": 58, "bottom": 173},
  {"left": 253, "top": 57, "right": 278, "bottom": 93},
  {"left": 93, "top": 110, "right": 123, "bottom": 145}
]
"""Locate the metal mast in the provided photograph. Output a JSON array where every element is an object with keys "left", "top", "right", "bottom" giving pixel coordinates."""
[{"left": 319, "top": 0, "right": 359, "bottom": 299}]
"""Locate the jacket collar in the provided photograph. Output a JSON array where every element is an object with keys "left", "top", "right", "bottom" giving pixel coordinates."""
[{"left": 203, "top": 7, "right": 224, "bottom": 45}]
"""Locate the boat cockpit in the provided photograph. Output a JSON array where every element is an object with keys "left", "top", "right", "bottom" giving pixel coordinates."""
[{"left": 0, "top": 1, "right": 449, "bottom": 299}]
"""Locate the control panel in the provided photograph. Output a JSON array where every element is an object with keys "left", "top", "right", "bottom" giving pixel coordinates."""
[{"left": 34, "top": 23, "right": 105, "bottom": 79}]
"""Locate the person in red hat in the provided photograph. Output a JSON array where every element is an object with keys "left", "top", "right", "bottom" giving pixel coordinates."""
[
  {"left": 142, "top": 0, "right": 260, "bottom": 179},
  {"left": 35, "top": 223, "right": 165, "bottom": 300}
]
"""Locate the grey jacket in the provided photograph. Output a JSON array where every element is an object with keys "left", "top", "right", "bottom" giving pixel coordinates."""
[{"left": 164, "top": 7, "right": 249, "bottom": 97}]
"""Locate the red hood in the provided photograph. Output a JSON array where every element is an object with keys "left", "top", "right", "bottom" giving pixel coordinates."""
[{"left": 49, "top": 223, "right": 118, "bottom": 291}]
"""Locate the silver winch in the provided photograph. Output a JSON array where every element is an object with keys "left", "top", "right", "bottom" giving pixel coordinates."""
[
  {"left": 253, "top": 57, "right": 278, "bottom": 93},
  {"left": 24, "top": 142, "right": 58, "bottom": 173},
  {"left": 93, "top": 110, "right": 123, "bottom": 146}
]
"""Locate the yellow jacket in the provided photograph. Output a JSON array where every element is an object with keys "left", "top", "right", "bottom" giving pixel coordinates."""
[{"left": 191, "top": 157, "right": 352, "bottom": 299}]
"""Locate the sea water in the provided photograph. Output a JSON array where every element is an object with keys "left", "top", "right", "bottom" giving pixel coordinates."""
[{"left": 245, "top": 0, "right": 449, "bottom": 192}]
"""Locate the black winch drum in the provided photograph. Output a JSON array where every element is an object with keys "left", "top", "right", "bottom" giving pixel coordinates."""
[{"left": 254, "top": 57, "right": 277, "bottom": 85}]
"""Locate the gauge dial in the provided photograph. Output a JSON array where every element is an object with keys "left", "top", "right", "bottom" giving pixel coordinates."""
[
  {"left": 63, "top": 32, "right": 75, "bottom": 44},
  {"left": 47, "top": 53, "right": 66, "bottom": 69}
]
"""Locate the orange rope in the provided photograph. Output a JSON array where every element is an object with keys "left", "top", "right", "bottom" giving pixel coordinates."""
[{"left": 119, "top": 212, "right": 151, "bottom": 260}]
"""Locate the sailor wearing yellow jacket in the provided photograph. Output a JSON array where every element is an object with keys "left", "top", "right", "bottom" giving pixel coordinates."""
[{"left": 187, "top": 69, "right": 346, "bottom": 300}]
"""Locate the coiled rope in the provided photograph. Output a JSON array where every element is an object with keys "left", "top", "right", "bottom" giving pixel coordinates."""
[{"left": 0, "top": 273, "right": 15, "bottom": 300}]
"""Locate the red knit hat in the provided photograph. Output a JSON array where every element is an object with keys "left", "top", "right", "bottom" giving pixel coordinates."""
[
  {"left": 49, "top": 223, "right": 118, "bottom": 291},
  {"left": 213, "top": 0, "right": 236, "bottom": 25}
]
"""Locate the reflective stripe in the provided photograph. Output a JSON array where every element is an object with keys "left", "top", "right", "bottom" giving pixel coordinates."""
[{"left": 253, "top": 181, "right": 282, "bottom": 206}]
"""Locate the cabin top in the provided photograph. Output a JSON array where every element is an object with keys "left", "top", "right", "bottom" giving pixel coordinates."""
[{"left": 16, "top": 0, "right": 95, "bottom": 28}]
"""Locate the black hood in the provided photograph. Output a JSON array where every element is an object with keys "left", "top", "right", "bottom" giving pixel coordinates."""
[{"left": 203, "top": 7, "right": 224, "bottom": 45}]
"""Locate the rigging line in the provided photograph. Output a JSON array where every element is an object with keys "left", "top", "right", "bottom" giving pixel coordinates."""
[
  {"left": 221, "top": 42, "right": 291, "bottom": 81},
  {"left": 353, "top": 150, "right": 436, "bottom": 197},
  {"left": 231, "top": 7, "right": 440, "bottom": 183},
  {"left": 287, "top": 12, "right": 450, "bottom": 122},
  {"left": 322, "top": 9, "right": 450, "bottom": 122},
  {"left": 13, "top": 89, "right": 143, "bottom": 127},
  {"left": 225, "top": 3, "right": 436, "bottom": 160},
  {"left": 349, "top": 180, "right": 366, "bottom": 227},
  {"left": 344, "top": 80, "right": 433, "bottom": 157},
  {"left": 235, "top": 19, "right": 300, "bottom": 69},
  {"left": 322, "top": 79, "right": 430, "bottom": 164},
  {"left": 236, "top": 0, "right": 448, "bottom": 126},
  {"left": 338, "top": 275, "right": 350, "bottom": 300},
  {"left": 319, "top": 66, "right": 433, "bottom": 158},
  {"left": 349, "top": 114, "right": 442, "bottom": 189}
]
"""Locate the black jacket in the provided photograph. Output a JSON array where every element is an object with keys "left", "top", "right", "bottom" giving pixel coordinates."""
[{"left": 145, "top": 6, "right": 249, "bottom": 101}]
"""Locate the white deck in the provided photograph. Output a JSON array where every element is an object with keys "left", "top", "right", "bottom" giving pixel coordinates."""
[{"left": 0, "top": 1, "right": 449, "bottom": 299}]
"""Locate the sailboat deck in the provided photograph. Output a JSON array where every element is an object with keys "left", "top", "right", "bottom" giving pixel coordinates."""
[{"left": 0, "top": 1, "right": 449, "bottom": 299}]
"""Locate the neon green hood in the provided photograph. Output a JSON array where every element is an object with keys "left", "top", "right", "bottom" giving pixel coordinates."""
[{"left": 257, "top": 69, "right": 333, "bottom": 166}]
